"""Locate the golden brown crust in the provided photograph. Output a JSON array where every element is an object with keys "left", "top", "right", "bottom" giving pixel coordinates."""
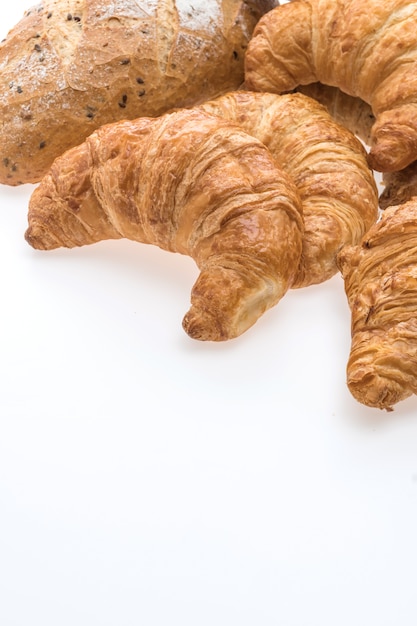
[
  {"left": 244, "top": 1, "right": 316, "bottom": 93},
  {"left": 296, "top": 83, "right": 374, "bottom": 146},
  {"left": 25, "top": 108, "right": 304, "bottom": 341},
  {"left": 337, "top": 199, "right": 417, "bottom": 410},
  {"left": 244, "top": 0, "right": 417, "bottom": 173},
  {"left": 199, "top": 90, "right": 378, "bottom": 287},
  {"left": 379, "top": 161, "right": 417, "bottom": 210},
  {"left": 0, "top": 0, "right": 276, "bottom": 185}
]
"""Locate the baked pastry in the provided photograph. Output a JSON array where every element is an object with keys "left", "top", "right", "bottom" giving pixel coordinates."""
[
  {"left": 337, "top": 199, "right": 417, "bottom": 410},
  {"left": 244, "top": 0, "right": 417, "bottom": 173},
  {"left": 0, "top": 0, "right": 276, "bottom": 185},
  {"left": 379, "top": 161, "right": 417, "bottom": 210},
  {"left": 25, "top": 108, "right": 304, "bottom": 341},
  {"left": 199, "top": 90, "right": 378, "bottom": 287},
  {"left": 296, "top": 83, "right": 374, "bottom": 146}
]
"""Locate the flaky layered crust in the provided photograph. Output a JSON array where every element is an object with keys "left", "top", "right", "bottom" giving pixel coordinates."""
[
  {"left": 25, "top": 108, "right": 303, "bottom": 341},
  {"left": 379, "top": 161, "right": 417, "bottom": 210},
  {"left": 0, "top": 0, "right": 275, "bottom": 185},
  {"left": 337, "top": 200, "right": 417, "bottom": 410},
  {"left": 198, "top": 90, "right": 378, "bottom": 287},
  {"left": 245, "top": 0, "right": 417, "bottom": 172},
  {"left": 296, "top": 83, "right": 374, "bottom": 146}
]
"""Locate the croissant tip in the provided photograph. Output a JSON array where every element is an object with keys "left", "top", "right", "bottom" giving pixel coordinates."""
[
  {"left": 348, "top": 371, "right": 405, "bottom": 411},
  {"left": 24, "top": 224, "right": 59, "bottom": 250},
  {"left": 368, "top": 142, "right": 414, "bottom": 173},
  {"left": 182, "top": 308, "right": 231, "bottom": 342}
]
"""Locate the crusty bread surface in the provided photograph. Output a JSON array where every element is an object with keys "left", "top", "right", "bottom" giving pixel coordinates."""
[{"left": 0, "top": 0, "right": 276, "bottom": 185}]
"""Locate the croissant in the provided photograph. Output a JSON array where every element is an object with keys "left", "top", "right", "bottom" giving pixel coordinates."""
[
  {"left": 337, "top": 199, "right": 417, "bottom": 410},
  {"left": 379, "top": 161, "right": 417, "bottom": 210},
  {"left": 24, "top": 108, "right": 304, "bottom": 341},
  {"left": 244, "top": 0, "right": 417, "bottom": 173},
  {"left": 0, "top": 0, "right": 276, "bottom": 186},
  {"left": 198, "top": 90, "right": 378, "bottom": 287}
]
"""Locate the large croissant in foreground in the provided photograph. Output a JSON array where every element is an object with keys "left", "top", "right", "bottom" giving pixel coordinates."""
[
  {"left": 338, "top": 200, "right": 417, "bottom": 410},
  {"left": 245, "top": 0, "right": 417, "bottom": 173},
  {"left": 199, "top": 90, "right": 378, "bottom": 287},
  {"left": 25, "top": 108, "right": 304, "bottom": 341},
  {"left": 0, "top": 0, "right": 275, "bottom": 185}
]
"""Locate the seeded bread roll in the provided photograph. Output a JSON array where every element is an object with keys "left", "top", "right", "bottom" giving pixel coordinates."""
[{"left": 0, "top": 0, "right": 276, "bottom": 185}]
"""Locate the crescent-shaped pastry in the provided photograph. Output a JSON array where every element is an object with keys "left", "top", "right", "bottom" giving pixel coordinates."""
[
  {"left": 24, "top": 108, "right": 304, "bottom": 342},
  {"left": 244, "top": 0, "right": 417, "bottom": 173},
  {"left": 198, "top": 90, "right": 378, "bottom": 287},
  {"left": 337, "top": 199, "right": 417, "bottom": 410}
]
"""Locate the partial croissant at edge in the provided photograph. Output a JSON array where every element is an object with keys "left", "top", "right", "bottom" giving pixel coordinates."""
[
  {"left": 244, "top": 0, "right": 417, "bottom": 173},
  {"left": 198, "top": 90, "right": 378, "bottom": 288},
  {"left": 337, "top": 199, "right": 417, "bottom": 410},
  {"left": 25, "top": 108, "right": 304, "bottom": 342}
]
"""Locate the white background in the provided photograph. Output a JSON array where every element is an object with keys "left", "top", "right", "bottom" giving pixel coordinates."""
[{"left": 1, "top": 2, "right": 417, "bottom": 625}]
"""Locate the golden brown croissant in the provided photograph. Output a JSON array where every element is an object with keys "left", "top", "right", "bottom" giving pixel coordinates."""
[
  {"left": 0, "top": 0, "right": 276, "bottom": 186},
  {"left": 244, "top": 0, "right": 417, "bottom": 173},
  {"left": 198, "top": 90, "right": 378, "bottom": 287},
  {"left": 25, "top": 108, "right": 304, "bottom": 341},
  {"left": 379, "top": 161, "right": 417, "bottom": 210},
  {"left": 337, "top": 199, "right": 417, "bottom": 410},
  {"left": 296, "top": 83, "right": 374, "bottom": 146}
]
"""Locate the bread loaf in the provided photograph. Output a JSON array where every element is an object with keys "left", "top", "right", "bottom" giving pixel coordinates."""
[{"left": 0, "top": 0, "right": 276, "bottom": 185}]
